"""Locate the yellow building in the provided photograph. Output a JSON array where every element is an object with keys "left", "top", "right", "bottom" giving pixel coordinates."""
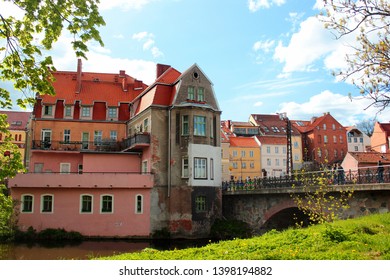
[
  {"left": 0, "top": 110, "right": 31, "bottom": 166},
  {"left": 229, "top": 136, "right": 261, "bottom": 180}
]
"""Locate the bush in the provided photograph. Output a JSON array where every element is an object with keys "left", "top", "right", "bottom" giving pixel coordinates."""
[
  {"left": 15, "top": 227, "right": 83, "bottom": 242},
  {"left": 210, "top": 219, "right": 252, "bottom": 240}
]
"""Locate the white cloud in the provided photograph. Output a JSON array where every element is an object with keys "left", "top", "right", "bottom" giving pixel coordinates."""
[
  {"left": 278, "top": 90, "right": 387, "bottom": 126},
  {"left": 132, "top": 32, "right": 164, "bottom": 58},
  {"left": 99, "top": 0, "right": 154, "bottom": 11},
  {"left": 253, "top": 40, "right": 275, "bottom": 53},
  {"left": 248, "top": 0, "right": 286, "bottom": 12},
  {"left": 254, "top": 101, "right": 263, "bottom": 107}
]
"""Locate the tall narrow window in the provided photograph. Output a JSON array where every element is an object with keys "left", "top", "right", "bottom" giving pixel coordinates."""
[
  {"left": 41, "top": 195, "right": 53, "bottom": 213},
  {"left": 187, "top": 86, "right": 194, "bottom": 100},
  {"left": 143, "top": 118, "right": 149, "bottom": 132},
  {"left": 210, "top": 158, "right": 214, "bottom": 180},
  {"left": 197, "top": 87, "right": 204, "bottom": 101},
  {"left": 81, "top": 195, "right": 93, "bottom": 213},
  {"left": 64, "top": 129, "right": 70, "bottom": 143},
  {"left": 182, "top": 115, "right": 189, "bottom": 135},
  {"left": 22, "top": 195, "right": 33, "bottom": 213},
  {"left": 194, "top": 158, "right": 207, "bottom": 179},
  {"left": 182, "top": 157, "right": 189, "bottom": 178},
  {"left": 94, "top": 130, "right": 102, "bottom": 145},
  {"left": 194, "top": 116, "right": 206, "bottom": 136},
  {"left": 142, "top": 161, "right": 148, "bottom": 174},
  {"left": 110, "top": 130, "right": 117, "bottom": 141},
  {"left": 65, "top": 106, "right": 72, "bottom": 117},
  {"left": 101, "top": 195, "right": 113, "bottom": 213},
  {"left": 195, "top": 196, "right": 206, "bottom": 212},
  {"left": 135, "top": 195, "right": 143, "bottom": 214}
]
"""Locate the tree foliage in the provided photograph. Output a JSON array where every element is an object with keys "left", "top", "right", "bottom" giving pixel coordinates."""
[
  {"left": 0, "top": 0, "right": 105, "bottom": 109},
  {"left": 291, "top": 168, "right": 354, "bottom": 225},
  {"left": 320, "top": 0, "right": 390, "bottom": 112},
  {"left": 355, "top": 118, "right": 376, "bottom": 136}
]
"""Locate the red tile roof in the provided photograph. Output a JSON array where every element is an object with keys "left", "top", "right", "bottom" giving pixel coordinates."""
[
  {"left": 348, "top": 152, "right": 390, "bottom": 164},
  {"left": 256, "top": 135, "right": 287, "bottom": 145},
  {"left": 378, "top": 122, "right": 390, "bottom": 133},
  {"left": 0, "top": 110, "right": 31, "bottom": 130},
  {"left": 229, "top": 136, "right": 259, "bottom": 148},
  {"left": 250, "top": 114, "right": 301, "bottom": 136}
]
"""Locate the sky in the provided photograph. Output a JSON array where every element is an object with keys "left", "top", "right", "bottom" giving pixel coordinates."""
[{"left": 1, "top": 0, "right": 389, "bottom": 126}]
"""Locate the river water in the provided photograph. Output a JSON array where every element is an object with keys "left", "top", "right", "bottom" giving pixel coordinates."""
[{"left": 0, "top": 239, "right": 210, "bottom": 260}]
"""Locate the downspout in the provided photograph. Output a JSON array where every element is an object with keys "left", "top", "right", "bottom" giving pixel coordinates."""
[{"left": 168, "top": 106, "right": 173, "bottom": 197}]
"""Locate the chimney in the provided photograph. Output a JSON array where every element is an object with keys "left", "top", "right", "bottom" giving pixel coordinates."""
[
  {"left": 156, "top": 63, "right": 171, "bottom": 79},
  {"left": 75, "top": 59, "right": 82, "bottom": 94}
]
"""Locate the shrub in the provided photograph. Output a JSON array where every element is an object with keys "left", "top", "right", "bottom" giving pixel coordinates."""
[{"left": 210, "top": 218, "right": 252, "bottom": 240}]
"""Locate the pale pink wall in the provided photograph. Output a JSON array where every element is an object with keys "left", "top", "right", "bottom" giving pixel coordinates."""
[
  {"left": 83, "top": 153, "right": 141, "bottom": 173},
  {"left": 29, "top": 152, "right": 83, "bottom": 173},
  {"left": 11, "top": 187, "right": 151, "bottom": 237}
]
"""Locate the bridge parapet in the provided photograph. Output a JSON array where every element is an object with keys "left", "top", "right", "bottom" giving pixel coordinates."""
[{"left": 222, "top": 165, "right": 390, "bottom": 193}]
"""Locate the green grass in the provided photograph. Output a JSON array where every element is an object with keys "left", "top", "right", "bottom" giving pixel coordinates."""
[{"left": 98, "top": 213, "right": 390, "bottom": 260}]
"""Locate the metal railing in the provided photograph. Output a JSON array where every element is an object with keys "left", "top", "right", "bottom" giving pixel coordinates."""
[
  {"left": 222, "top": 165, "right": 390, "bottom": 192},
  {"left": 31, "top": 133, "right": 150, "bottom": 152}
]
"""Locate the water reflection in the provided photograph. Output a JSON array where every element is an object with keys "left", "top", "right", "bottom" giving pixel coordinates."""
[{"left": 0, "top": 239, "right": 211, "bottom": 260}]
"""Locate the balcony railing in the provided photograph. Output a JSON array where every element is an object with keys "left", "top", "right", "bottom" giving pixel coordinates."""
[{"left": 31, "top": 133, "right": 151, "bottom": 153}]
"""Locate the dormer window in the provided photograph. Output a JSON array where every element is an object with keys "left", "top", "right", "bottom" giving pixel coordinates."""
[
  {"left": 108, "top": 107, "right": 117, "bottom": 119},
  {"left": 197, "top": 87, "right": 204, "bottom": 102},
  {"left": 81, "top": 107, "right": 91, "bottom": 118},
  {"left": 44, "top": 105, "right": 53, "bottom": 116},
  {"left": 188, "top": 86, "right": 194, "bottom": 100}
]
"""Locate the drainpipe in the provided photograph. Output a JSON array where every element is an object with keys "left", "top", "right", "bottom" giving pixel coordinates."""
[{"left": 168, "top": 106, "right": 173, "bottom": 198}]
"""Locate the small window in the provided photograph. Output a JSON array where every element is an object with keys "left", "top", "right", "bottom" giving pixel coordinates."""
[
  {"left": 333, "top": 136, "right": 337, "bottom": 143},
  {"left": 324, "top": 135, "right": 328, "bottom": 143},
  {"left": 81, "top": 195, "right": 93, "bottom": 213},
  {"left": 143, "top": 118, "right": 149, "bottom": 132},
  {"left": 44, "top": 105, "right": 53, "bottom": 116},
  {"left": 249, "top": 150, "right": 254, "bottom": 157},
  {"left": 65, "top": 106, "right": 72, "bottom": 117},
  {"left": 195, "top": 196, "right": 206, "bottom": 212},
  {"left": 41, "top": 195, "right": 53, "bottom": 213},
  {"left": 242, "top": 162, "right": 246, "bottom": 169},
  {"left": 142, "top": 160, "right": 148, "bottom": 174},
  {"left": 232, "top": 150, "right": 237, "bottom": 157},
  {"left": 241, "top": 151, "right": 246, "bottom": 157},
  {"left": 135, "top": 195, "right": 143, "bottom": 214},
  {"left": 194, "top": 116, "right": 206, "bottom": 136},
  {"left": 81, "top": 107, "right": 91, "bottom": 117},
  {"left": 60, "top": 163, "right": 71, "bottom": 174},
  {"left": 182, "top": 115, "right": 189, "bottom": 136},
  {"left": 323, "top": 124, "right": 327, "bottom": 130},
  {"left": 197, "top": 87, "right": 204, "bottom": 101},
  {"left": 187, "top": 86, "right": 194, "bottom": 100},
  {"left": 194, "top": 157, "right": 207, "bottom": 179},
  {"left": 101, "top": 195, "right": 113, "bottom": 213},
  {"left": 64, "top": 129, "right": 71, "bottom": 143},
  {"left": 182, "top": 157, "right": 189, "bottom": 178},
  {"left": 22, "top": 195, "right": 33, "bottom": 213},
  {"left": 266, "top": 146, "right": 271, "bottom": 153},
  {"left": 94, "top": 130, "right": 102, "bottom": 145},
  {"left": 275, "top": 147, "right": 279, "bottom": 154},
  {"left": 267, "top": 159, "right": 271, "bottom": 166},
  {"left": 108, "top": 107, "right": 117, "bottom": 119},
  {"left": 110, "top": 130, "right": 117, "bottom": 141},
  {"left": 332, "top": 124, "right": 336, "bottom": 130}
]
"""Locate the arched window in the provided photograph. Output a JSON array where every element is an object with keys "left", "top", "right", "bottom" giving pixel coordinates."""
[{"left": 135, "top": 194, "right": 143, "bottom": 214}]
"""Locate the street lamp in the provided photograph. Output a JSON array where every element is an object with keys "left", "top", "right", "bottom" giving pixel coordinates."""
[{"left": 279, "top": 113, "right": 293, "bottom": 176}]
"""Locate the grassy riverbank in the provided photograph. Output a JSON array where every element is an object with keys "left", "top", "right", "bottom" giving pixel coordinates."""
[{"left": 99, "top": 213, "right": 390, "bottom": 260}]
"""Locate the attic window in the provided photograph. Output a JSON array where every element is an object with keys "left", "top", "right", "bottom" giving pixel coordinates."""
[
  {"left": 93, "top": 78, "right": 100, "bottom": 82},
  {"left": 11, "top": 121, "right": 22, "bottom": 126},
  {"left": 193, "top": 71, "right": 199, "bottom": 79}
]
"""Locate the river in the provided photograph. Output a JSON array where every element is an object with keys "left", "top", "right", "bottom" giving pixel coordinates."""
[{"left": 0, "top": 239, "right": 210, "bottom": 260}]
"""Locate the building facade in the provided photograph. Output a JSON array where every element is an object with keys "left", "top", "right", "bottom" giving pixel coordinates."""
[
  {"left": 371, "top": 122, "right": 390, "bottom": 153},
  {"left": 346, "top": 126, "right": 371, "bottom": 152}
]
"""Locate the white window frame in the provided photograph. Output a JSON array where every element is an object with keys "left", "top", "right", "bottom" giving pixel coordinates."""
[
  {"left": 108, "top": 107, "right": 117, "bottom": 119},
  {"left": 64, "top": 129, "right": 71, "bottom": 143},
  {"left": 194, "top": 157, "right": 207, "bottom": 179},
  {"left": 60, "top": 163, "right": 71, "bottom": 174},
  {"left": 64, "top": 105, "right": 72, "bottom": 117},
  {"left": 194, "top": 116, "right": 206, "bottom": 136},
  {"left": 135, "top": 194, "right": 143, "bottom": 214},
  {"left": 142, "top": 160, "right": 148, "bottom": 174},
  {"left": 197, "top": 87, "right": 204, "bottom": 101},
  {"left": 182, "top": 157, "right": 189, "bottom": 178},
  {"left": 110, "top": 130, "right": 117, "bottom": 141},
  {"left": 43, "top": 105, "right": 53, "bottom": 116},
  {"left": 100, "top": 194, "right": 114, "bottom": 214},
  {"left": 81, "top": 106, "right": 91, "bottom": 118}
]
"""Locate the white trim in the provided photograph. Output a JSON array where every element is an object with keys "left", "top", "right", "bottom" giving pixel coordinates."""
[
  {"left": 40, "top": 194, "right": 54, "bottom": 214},
  {"left": 21, "top": 194, "right": 34, "bottom": 214},
  {"left": 135, "top": 194, "right": 143, "bottom": 214},
  {"left": 100, "top": 194, "right": 114, "bottom": 214},
  {"left": 80, "top": 194, "right": 93, "bottom": 214},
  {"left": 60, "top": 163, "right": 71, "bottom": 174}
]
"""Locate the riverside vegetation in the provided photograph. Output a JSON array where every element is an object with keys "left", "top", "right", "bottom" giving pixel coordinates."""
[{"left": 98, "top": 213, "right": 390, "bottom": 260}]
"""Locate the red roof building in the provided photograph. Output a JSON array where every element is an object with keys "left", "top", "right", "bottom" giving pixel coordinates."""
[{"left": 371, "top": 122, "right": 390, "bottom": 153}]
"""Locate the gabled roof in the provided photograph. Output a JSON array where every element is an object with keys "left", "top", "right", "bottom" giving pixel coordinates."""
[
  {"left": 291, "top": 113, "right": 344, "bottom": 134},
  {"left": 256, "top": 135, "right": 287, "bottom": 145},
  {"left": 250, "top": 114, "right": 300, "bottom": 136},
  {"left": 347, "top": 152, "right": 390, "bottom": 164},
  {"left": 229, "top": 136, "right": 259, "bottom": 148},
  {"left": 0, "top": 110, "right": 31, "bottom": 130},
  {"left": 377, "top": 122, "right": 390, "bottom": 133}
]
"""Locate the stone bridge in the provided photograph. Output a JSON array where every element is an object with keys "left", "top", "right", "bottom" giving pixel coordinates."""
[{"left": 222, "top": 183, "right": 390, "bottom": 234}]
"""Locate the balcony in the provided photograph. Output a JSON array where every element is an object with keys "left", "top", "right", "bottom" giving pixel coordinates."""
[
  {"left": 9, "top": 172, "right": 154, "bottom": 189},
  {"left": 31, "top": 133, "right": 151, "bottom": 153},
  {"left": 121, "top": 133, "right": 150, "bottom": 152}
]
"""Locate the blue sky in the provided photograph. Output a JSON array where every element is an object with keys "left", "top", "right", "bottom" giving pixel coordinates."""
[{"left": 1, "top": 0, "right": 388, "bottom": 125}]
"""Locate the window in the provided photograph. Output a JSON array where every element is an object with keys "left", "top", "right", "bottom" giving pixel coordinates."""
[
  {"left": 250, "top": 162, "right": 255, "bottom": 168},
  {"left": 232, "top": 162, "right": 238, "bottom": 169},
  {"left": 324, "top": 135, "right": 328, "bottom": 143},
  {"left": 101, "top": 195, "right": 113, "bottom": 213},
  {"left": 282, "top": 147, "right": 286, "bottom": 154},
  {"left": 41, "top": 195, "right": 53, "bottom": 213},
  {"left": 242, "top": 162, "right": 247, "bottom": 169},
  {"left": 108, "top": 107, "right": 117, "bottom": 119},
  {"left": 81, "top": 195, "right": 93, "bottom": 213},
  {"left": 81, "top": 107, "right": 91, "bottom": 117},
  {"left": 318, "top": 135, "right": 322, "bottom": 143},
  {"left": 60, "top": 163, "right": 71, "bottom": 174},
  {"left": 142, "top": 161, "right": 148, "bottom": 174},
  {"left": 275, "top": 147, "right": 279, "bottom": 154},
  {"left": 348, "top": 137, "right": 352, "bottom": 143},
  {"left": 294, "top": 141, "right": 299, "bottom": 148},
  {"left": 339, "top": 135, "right": 343, "bottom": 143},
  {"left": 275, "top": 159, "right": 280, "bottom": 166},
  {"left": 354, "top": 137, "right": 358, "bottom": 143},
  {"left": 194, "top": 116, "right": 206, "bottom": 136},
  {"left": 194, "top": 158, "right": 207, "bottom": 179},
  {"left": 182, "top": 157, "right": 189, "bottom": 178},
  {"left": 323, "top": 124, "right": 327, "bottom": 130},
  {"left": 143, "top": 118, "right": 149, "bottom": 132},
  {"left": 110, "top": 130, "right": 117, "bottom": 141},
  {"left": 332, "top": 124, "right": 336, "bottom": 130},
  {"left": 249, "top": 150, "right": 254, "bottom": 157},
  {"left": 210, "top": 158, "right": 214, "bottom": 180},
  {"left": 334, "top": 149, "right": 338, "bottom": 158},
  {"left": 65, "top": 106, "right": 72, "bottom": 117},
  {"left": 360, "top": 138, "right": 363, "bottom": 143},
  {"left": 21, "top": 195, "right": 33, "bottom": 213},
  {"left": 64, "top": 129, "right": 70, "bottom": 143},
  {"left": 354, "top": 146, "right": 359, "bottom": 151},
  {"left": 182, "top": 115, "right": 189, "bottom": 135},
  {"left": 241, "top": 150, "right": 246, "bottom": 157},
  {"left": 283, "top": 159, "right": 287, "bottom": 166},
  {"left": 187, "top": 86, "right": 194, "bottom": 100},
  {"left": 44, "top": 105, "right": 53, "bottom": 116},
  {"left": 266, "top": 146, "right": 271, "bottom": 153},
  {"left": 232, "top": 150, "right": 238, "bottom": 157},
  {"left": 135, "top": 195, "right": 143, "bottom": 214},
  {"left": 195, "top": 196, "right": 206, "bottom": 212},
  {"left": 94, "top": 130, "right": 102, "bottom": 145},
  {"left": 267, "top": 158, "right": 271, "bottom": 166},
  {"left": 197, "top": 87, "right": 204, "bottom": 101},
  {"left": 333, "top": 136, "right": 337, "bottom": 143}
]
